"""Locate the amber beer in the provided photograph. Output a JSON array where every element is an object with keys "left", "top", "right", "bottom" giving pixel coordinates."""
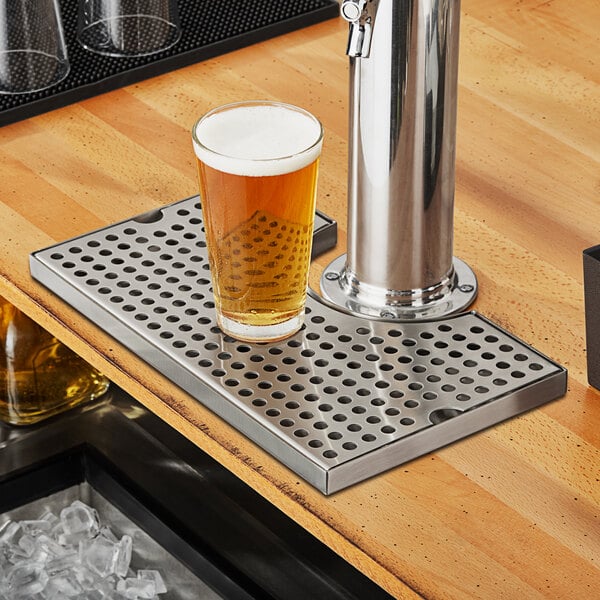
[
  {"left": 192, "top": 101, "right": 323, "bottom": 342},
  {"left": 0, "top": 297, "right": 110, "bottom": 425}
]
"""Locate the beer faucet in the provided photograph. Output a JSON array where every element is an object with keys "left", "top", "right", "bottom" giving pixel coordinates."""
[{"left": 321, "top": 0, "right": 477, "bottom": 320}]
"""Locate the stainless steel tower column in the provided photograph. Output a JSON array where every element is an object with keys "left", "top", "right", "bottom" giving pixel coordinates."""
[{"left": 321, "top": 0, "right": 477, "bottom": 320}]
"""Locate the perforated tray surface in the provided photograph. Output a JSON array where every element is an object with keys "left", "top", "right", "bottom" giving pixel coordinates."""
[
  {"left": 30, "top": 197, "right": 567, "bottom": 494},
  {"left": 0, "top": 0, "right": 339, "bottom": 126}
]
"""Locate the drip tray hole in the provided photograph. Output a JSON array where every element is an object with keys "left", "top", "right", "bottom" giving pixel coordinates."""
[
  {"left": 133, "top": 208, "right": 164, "bottom": 224},
  {"left": 429, "top": 408, "right": 464, "bottom": 424}
]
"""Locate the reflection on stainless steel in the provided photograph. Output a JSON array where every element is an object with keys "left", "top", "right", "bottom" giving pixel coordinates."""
[{"left": 322, "top": 0, "right": 477, "bottom": 319}]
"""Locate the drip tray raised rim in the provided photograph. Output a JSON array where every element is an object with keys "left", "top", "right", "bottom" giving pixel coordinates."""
[{"left": 29, "top": 196, "right": 567, "bottom": 494}]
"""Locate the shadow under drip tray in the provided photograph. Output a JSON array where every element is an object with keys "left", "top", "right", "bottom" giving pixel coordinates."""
[{"left": 0, "top": 394, "right": 393, "bottom": 600}]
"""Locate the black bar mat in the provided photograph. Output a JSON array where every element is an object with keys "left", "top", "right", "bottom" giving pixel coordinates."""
[{"left": 0, "top": 0, "right": 339, "bottom": 127}]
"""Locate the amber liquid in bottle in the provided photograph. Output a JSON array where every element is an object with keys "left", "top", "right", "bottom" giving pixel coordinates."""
[{"left": 0, "top": 297, "right": 110, "bottom": 426}]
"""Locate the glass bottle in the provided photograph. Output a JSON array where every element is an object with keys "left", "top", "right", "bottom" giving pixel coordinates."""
[{"left": 0, "top": 296, "right": 110, "bottom": 426}]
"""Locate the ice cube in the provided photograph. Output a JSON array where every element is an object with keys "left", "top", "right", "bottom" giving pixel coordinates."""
[
  {"left": 80, "top": 534, "right": 119, "bottom": 578},
  {"left": 117, "top": 576, "right": 156, "bottom": 599},
  {"left": 58, "top": 529, "right": 95, "bottom": 547},
  {"left": 39, "top": 511, "right": 59, "bottom": 527},
  {"left": 16, "top": 533, "right": 37, "bottom": 557},
  {"left": 60, "top": 501, "right": 99, "bottom": 537},
  {"left": 46, "top": 571, "right": 84, "bottom": 597},
  {"left": 73, "top": 564, "right": 102, "bottom": 591},
  {"left": 45, "top": 549, "right": 79, "bottom": 575},
  {"left": 0, "top": 523, "right": 37, "bottom": 567},
  {"left": 114, "top": 535, "right": 132, "bottom": 578},
  {"left": 19, "top": 518, "right": 53, "bottom": 537},
  {"left": 137, "top": 570, "right": 166, "bottom": 594},
  {"left": 37, "top": 534, "right": 70, "bottom": 558},
  {"left": 5, "top": 562, "right": 49, "bottom": 597}
]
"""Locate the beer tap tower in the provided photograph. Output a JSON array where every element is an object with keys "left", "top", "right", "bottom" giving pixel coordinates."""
[{"left": 321, "top": 0, "right": 478, "bottom": 320}]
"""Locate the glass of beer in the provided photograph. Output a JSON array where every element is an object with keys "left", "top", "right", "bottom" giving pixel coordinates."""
[{"left": 192, "top": 100, "right": 324, "bottom": 343}]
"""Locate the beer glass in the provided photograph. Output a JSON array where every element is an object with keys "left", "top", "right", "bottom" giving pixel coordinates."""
[
  {"left": 0, "top": 0, "right": 70, "bottom": 95},
  {"left": 192, "top": 101, "right": 324, "bottom": 343},
  {"left": 77, "top": 0, "right": 180, "bottom": 57}
]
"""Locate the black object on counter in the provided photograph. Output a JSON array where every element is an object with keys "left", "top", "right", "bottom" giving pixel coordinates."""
[
  {"left": 0, "top": 0, "right": 339, "bottom": 127},
  {"left": 583, "top": 245, "right": 600, "bottom": 390}
]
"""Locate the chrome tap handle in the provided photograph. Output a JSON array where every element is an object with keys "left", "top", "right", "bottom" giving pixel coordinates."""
[{"left": 341, "top": 0, "right": 376, "bottom": 58}]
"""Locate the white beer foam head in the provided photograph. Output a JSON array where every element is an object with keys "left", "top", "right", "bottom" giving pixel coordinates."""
[{"left": 193, "top": 103, "right": 323, "bottom": 177}]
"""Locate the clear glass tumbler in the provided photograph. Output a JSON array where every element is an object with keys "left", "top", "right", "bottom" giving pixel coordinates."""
[
  {"left": 77, "top": 0, "right": 181, "bottom": 57},
  {"left": 192, "top": 101, "right": 324, "bottom": 343},
  {"left": 0, "top": 0, "right": 70, "bottom": 95}
]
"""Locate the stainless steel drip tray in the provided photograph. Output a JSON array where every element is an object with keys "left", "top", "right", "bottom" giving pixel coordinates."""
[{"left": 29, "top": 196, "right": 567, "bottom": 494}]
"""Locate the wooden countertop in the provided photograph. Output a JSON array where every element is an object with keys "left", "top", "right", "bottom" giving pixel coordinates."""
[{"left": 1, "top": 1, "right": 598, "bottom": 597}]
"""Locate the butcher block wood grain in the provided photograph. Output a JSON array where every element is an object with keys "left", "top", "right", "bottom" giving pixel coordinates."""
[{"left": 0, "top": 1, "right": 598, "bottom": 598}]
